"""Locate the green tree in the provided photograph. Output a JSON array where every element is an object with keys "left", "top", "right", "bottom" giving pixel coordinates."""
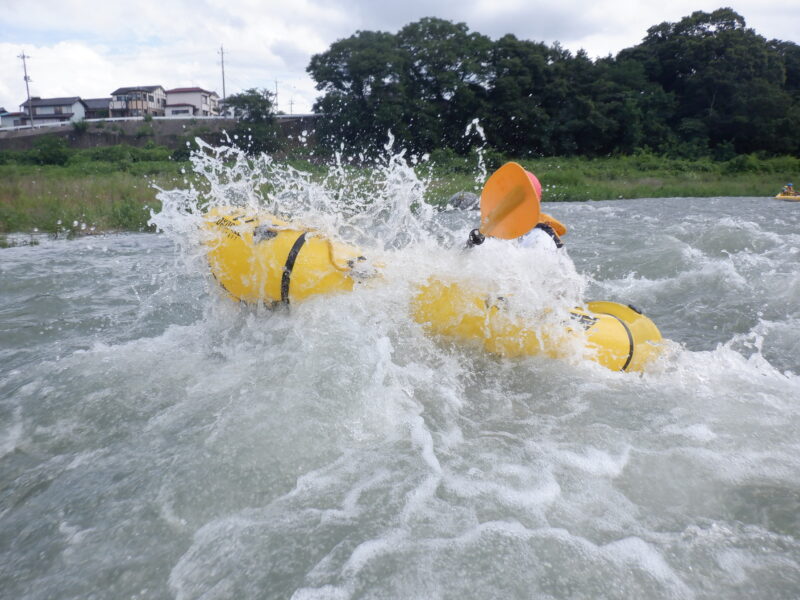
[
  {"left": 308, "top": 30, "right": 406, "bottom": 152},
  {"left": 308, "top": 18, "right": 492, "bottom": 155},
  {"left": 770, "top": 40, "right": 800, "bottom": 92},
  {"left": 225, "top": 88, "right": 283, "bottom": 154},
  {"left": 30, "top": 135, "right": 72, "bottom": 165},
  {"left": 485, "top": 35, "right": 551, "bottom": 155},
  {"left": 306, "top": 11, "right": 800, "bottom": 159},
  {"left": 395, "top": 18, "right": 492, "bottom": 152},
  {"left": 622, "top": 8, "right": 799, "bottom": 155}
]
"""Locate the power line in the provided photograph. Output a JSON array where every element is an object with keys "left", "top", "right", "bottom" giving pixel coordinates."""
[{"left": 18, "top": 51, "right": 34, "bottom": 128}]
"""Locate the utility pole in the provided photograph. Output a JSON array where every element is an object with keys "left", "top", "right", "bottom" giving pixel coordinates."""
[
  {"left": 274, "top": 79, "right": 279, "bottom": 112},
  {"left": 218, "top": 45, "right": 226, "bottom": 117},
  {"left": 289, "top": 97, "right": 294, "bottom": 115},
  {"left": 218, "top": 45, "right": 226, "bottom": 101},
  {"left": 18, "top": 51, "right": 34, "bottom": 128}
]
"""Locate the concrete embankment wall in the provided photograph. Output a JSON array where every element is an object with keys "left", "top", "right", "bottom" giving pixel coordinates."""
[{"left": 0, "top": 117, "right": 319, "bottom": 151}]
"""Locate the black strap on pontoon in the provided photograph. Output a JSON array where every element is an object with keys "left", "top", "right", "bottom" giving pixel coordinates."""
[
  {"left": 601, "top": 312, "right": 635, "bottom": 371},
  {"left": 534, "top": 223, "right": 564, "bottom": 248},
  {"left": 281, "top": 233, "right": 307, "bottom": 304}
]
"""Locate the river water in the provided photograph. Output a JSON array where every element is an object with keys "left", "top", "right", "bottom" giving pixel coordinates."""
[{"left": 2, "top": 150, "right": 800, "bottom": 599}]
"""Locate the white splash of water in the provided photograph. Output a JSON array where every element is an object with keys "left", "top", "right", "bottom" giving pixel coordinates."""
[
  {"left": 146, "top": 140, "right": 601, "bottom": 404},
  {"left": 149, "top": 137, "right": 586, "bottom": 331},
  {"left": 465, "top": 118, "right": 488, "bottom": 187}
]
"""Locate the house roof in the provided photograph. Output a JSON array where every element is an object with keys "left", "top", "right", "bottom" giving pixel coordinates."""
[
  {"left": 83, "top": 98, "right": 111, "bottom": 109},
  {"left": 110, "top": 86, "right": 164, "bottom": 95},
  {"left": 20, "top": 96, "right": 84, "bottom": 108},
  {"left": 166, "top": 87, "right": 217, "bottom": 95}
]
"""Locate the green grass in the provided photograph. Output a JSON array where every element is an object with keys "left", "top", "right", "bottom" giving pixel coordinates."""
[
  {"left": 1, "top": 149, "right": 798, "bottom": 234},
  {"left": 0, "top": 163, "right": 181, "bottom": 234},
  {"left": 423, "top": 153, "right": 800, "bottom": 205}
]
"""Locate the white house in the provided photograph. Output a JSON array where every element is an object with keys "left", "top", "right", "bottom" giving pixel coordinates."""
[
  {"left": 165, "top": 87, "right": 220, "bottom": 116},
  {"left": 1, "top": 112, "right": 27, "bottom": 127},
  {"left": 17, "top": 97, "right": 87, "bottom": 124},
  {"left": 164, "top": 103, "right": 196, "bottom": 117}
]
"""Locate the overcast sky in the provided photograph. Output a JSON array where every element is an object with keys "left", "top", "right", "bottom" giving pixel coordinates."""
[{"left": 1, "top": 0, "right": 797, "bottom": 115}]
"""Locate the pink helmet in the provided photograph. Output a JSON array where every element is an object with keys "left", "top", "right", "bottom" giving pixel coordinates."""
[{"left": 526, "top": 171, "right": 542, "bottom": 200}]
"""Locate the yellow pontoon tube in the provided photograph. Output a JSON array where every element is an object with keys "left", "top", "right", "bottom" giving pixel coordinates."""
[
  {"left": 412, "top": 279, "right": 663, "bottom": 372},
  {"left": 203, "top": 207, "right": 367, "bottom": 305},
  {"left": 203, "top": 207, "right": 663, "bottom": 372}
]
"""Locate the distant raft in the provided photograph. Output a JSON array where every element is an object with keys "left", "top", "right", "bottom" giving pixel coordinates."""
[
  {"left": 775, "top": 193, "right": 800, "bottom": 201},
  {"left": 412, "top": 279, "right": 663, "bottom": 372},
  {"left": 203, "top": 207, "right": 368, "bottom": 305}
]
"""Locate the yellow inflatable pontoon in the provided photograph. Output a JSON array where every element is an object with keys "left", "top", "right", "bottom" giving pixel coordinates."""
[
  {"left": 203, "top": 207, "right": 663, "bottom": 372},
  {"left": 775, "top": 193, "right": 800, "bottom": 201},
  {"left": 203, "top": 207, "right": 368, "bottom": 305},
  {"left": 412, "top": 279, "right": 662, "bottom": 372}
]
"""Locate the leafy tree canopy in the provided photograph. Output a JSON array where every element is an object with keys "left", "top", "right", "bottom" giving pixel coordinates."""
[
  {"left": 307, "top": 10, "right": 800, "bottom": 158},
  {"left": 224, "top": 88, "right": 283, "bottom": 154},
  {"left": 225, "top": 88, "right": 276, "bottom": 122}
]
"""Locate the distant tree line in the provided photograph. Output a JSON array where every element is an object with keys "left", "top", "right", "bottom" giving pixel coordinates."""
[{"left": 306, "top": 8, "right": 800, "bottom": 158}]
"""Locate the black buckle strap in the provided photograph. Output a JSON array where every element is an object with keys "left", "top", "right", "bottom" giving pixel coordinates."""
[
  {"left": 534, "top": 223, "right": 564, "bottom": 248},
  {"left": 281, "top": 233, "right": 307, "bottom": 304}
]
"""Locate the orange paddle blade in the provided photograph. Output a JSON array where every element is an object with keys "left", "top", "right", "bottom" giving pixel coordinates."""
[{"left": 480, "top": 162, "right": 541, "bottom": 239}]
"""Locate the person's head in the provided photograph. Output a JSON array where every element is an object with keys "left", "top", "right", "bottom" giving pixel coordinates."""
[{"left": 526, "top": 171, "right": 542, "bottom": 201}]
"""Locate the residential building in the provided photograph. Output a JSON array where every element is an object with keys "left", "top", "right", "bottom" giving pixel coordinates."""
[
  {"left": 165, "top": 87, "right": 220, "bottom": 116},
  {"left": 1, "top": 107, "right": 13, "bottom": 127},
  {"left": 17, "top": 97, "right": 87, "bottom": 124},
  {"left": 1, "top": 112, "right": 28, "bottom": 127},
  {"left": 109, "top": 86, "right": 166, "bottom": 117},
  {"left": 83, "top": 98, "right": 111, "bottom": 119},
  {"left": 164, "top": 103, "right": 196, "bottom": 117}
]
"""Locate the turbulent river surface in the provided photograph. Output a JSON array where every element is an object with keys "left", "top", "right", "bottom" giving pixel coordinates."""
[{"left": 2, "top": 149, "right": 800, "bottom": 599}]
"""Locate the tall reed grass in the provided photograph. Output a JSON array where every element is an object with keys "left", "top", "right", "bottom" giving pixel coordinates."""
[{"left": 0, "top": 163, "right": 181, "bottom": 233}]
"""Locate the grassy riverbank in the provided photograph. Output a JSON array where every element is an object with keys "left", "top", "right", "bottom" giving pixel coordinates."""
[
  {"left": 0, "top": 141, "right": 186, "bottom": 234},
  {"left": 0, "top": 162, "right": 182, "bottom": 234},
  {"left": 1, "top": 143, "right": 798, "bottom": 234},
  {"left": 425, "top": 152, "right": 800, "bottom": 203}
]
